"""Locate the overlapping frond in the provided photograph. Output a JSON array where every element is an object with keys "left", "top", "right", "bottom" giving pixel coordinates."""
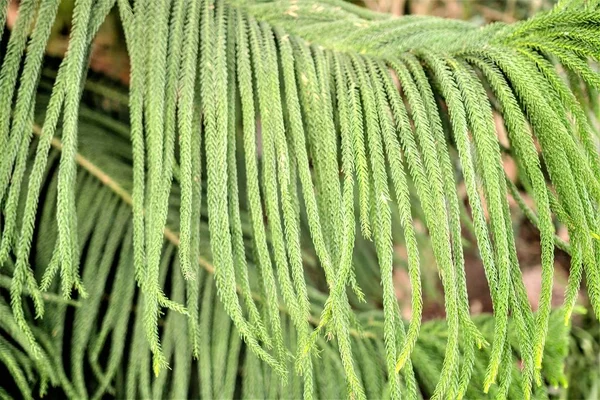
[{"left": 1, "top": 0, "right": 600, "bottom": 398}]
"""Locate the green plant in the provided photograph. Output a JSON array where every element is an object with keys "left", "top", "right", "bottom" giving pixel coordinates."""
[{"left": 1, "top": 0, "right": 600, "bottom": 398}]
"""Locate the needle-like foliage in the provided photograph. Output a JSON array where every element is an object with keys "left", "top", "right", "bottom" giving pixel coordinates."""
[{"left": 1, "top": 0, "right": 600, "bottom": 398}]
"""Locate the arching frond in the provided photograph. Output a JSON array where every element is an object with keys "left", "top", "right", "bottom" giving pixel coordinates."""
[{"left": 1, "top": 0, "right": 600, "bottom": 398}]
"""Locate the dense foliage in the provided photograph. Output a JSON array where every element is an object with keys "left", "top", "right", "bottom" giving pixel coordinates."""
[{"left": 1, "top": 0, "right": 600, "bottom": 398}]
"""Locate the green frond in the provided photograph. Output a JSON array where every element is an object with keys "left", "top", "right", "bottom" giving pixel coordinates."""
[{"left": 1, "top": 0, "right": 600, "bottom": 398}]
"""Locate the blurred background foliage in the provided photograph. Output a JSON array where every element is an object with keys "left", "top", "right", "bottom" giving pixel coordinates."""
[{"left": 351, "top": 0, "right": 555, "bottom": 21}]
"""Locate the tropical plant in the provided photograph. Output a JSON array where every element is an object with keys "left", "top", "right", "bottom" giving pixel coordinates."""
[
  {"left": 356, "top": 0, "right": 557, "bottom": 21},
  {"left": 1, "top": 0, "right": 600, "bottom": 398}
]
